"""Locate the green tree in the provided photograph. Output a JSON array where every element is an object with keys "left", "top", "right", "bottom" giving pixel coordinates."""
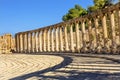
[
  {"left": 88, "top": 0, "right": 115, "bottom": 12},
  {"left": 62, "top": 0, "right": 119, "bottom": 21},
  {"left": 62, "top": 5, "right": 87, "bottom": 21}
]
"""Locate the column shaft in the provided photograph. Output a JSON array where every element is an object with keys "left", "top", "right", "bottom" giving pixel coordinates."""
[
  {"left": 20, "top": 34, "right": 23, "bottom": 52},
  {"left": 17, "top": 34, "right": 20, "bottom": 53},
  {"left": 64, "top": 26, "right": 69, "bottom": 51},
  {"left": 47, "top": 29, "right": 50, "bottom": 52},
  {"left": 34, "top": 32, "right": 36, "bottom": 53},
  {"left": 51, "top": 28, "right": 54, "bottom": 52},
  {"left": 76, "top": 23, "right": 80, "bottom": 52},
  {"left": 24, "top": 33, "right": 26, "bottom": 52},
  {"left": 70, "top": 25, "right": 74, "bottom": 52},
  {"left": 102, "top": 14, "right": 111, "bottom": 53},
  {"left": 118, "top": 10, "right": 120, "bottom": 45},
  {"left": 88, "top": 20, "right": 93, "bottom": 51},
  {"left": 17, "top": 34, "right": 20, "bottom": 52},
  {"left": 22, "top": 34, "right": 25, "bottom": 52},
  {"left": 82, "top": 21, "right": 86, "bottom": 47},
  {"left": 110, "top": 11, "right": 118, "bottom": 53},
  {"left": 30, "top": 33, "right": 33, "bottom": 53},
  {"left": 55, "top": 27, "right": 59, "bottom": 52},
  {"left": 17, "top": 35, "right": 19, "bottom": 52},
  {"left": 95, "top": 18, "right": 99, "bottom": 47},
  {"left": 15, "top": 34, "right": 18, "bottom": 52},
  {"left": 110, "top": 12, "right": 116, "bottom": 45},
  {"left": 19, "top": 34, "right": 21, "bottom": 52},
  {"left": 36, "top": 32, "right": 38, "bottom": 52},
  {"left": 40, "top": 31, "right": 43, "bottom": 52},
  {"left": 102, "top": 15, "right": 108, "bottom": 46},
  {"left": 59, "top": 27, "right": 64, "bottom": 51},
  {"left": 43, "top": 29, "right": 46, "bottom": 52},
  {"left": 24, "top": 33, "right": 27, "bottom": 53},
  {"left": 81, "top": 21, "right": 87, "bottom": 52},
  {"left": 26, "top": 33, "right": 29, "bottom": 53},
  {"left": 37, "top": 31, "right": 40, "bottom": 52},
  {"left": 27, "top": 33, "right": 30, "bottom": 53}
]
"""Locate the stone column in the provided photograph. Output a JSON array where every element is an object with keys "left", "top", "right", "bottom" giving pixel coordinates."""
[
  {"left": 17, "top": 34, "right": 20, "bottom": 52},
  {"left": 27, "top": 33, "right": 30, "bottom": 53},
  {"left": 76, "top": 22, "right": 80, "bottom": 52},
  {"left": 20, "top": 34, "right": 23, "bottom": 53},
  {"left": 36, "top": 32, "right": 38, "bottom": 52},
  {"left": 30, "top": 32, "right": 33, "bottom": 53},
  {"left": 15, "top": 34, "right": 17, "bottom": 52},
  {"left": 16, "top": 34, "right": 19, "bottom": 53},
  {"left": 18, "top": 34, "right": 21, "bottom": 53},
  {"left": 37, "top": 31, "right": 40, "bottom": 52},
  {"left": 46, "top": 29, "right": 48, "bottom": 52},
  {"left": 26, "top": 33, "right": 29, "bottom": 53},
  {"left": 19, "top": 34, "right": 21, "bottom": 52},
  {"left": 70, "top": 24, "right": 74, "bottom": 52},
  {"left": 102, "top": 14, "right": 108, "bottom": 45},
  {"left": 47, "top": 29, "right": 50, "bottom": 52},
  {"left": 40, "top": 30, "right": 43, "bottom": 52},
  {"left": 94, "top": 17, "right": 102, "bottom": 53},
  {"left": 22, "top": 33, "right": 25, "bottom": 52},
  {"left": 102, "top": 14, "right": 110, "bottom": 53},
  {"left": 79, "top": 31, "right": 83, "bottom": 50},
  {"left": 64, "top": 25, "right": 69, "bottom": 51},
  {"left": 32, "top": 32, "right": 34, "bottom": 53},
  {"left": 88, "top": 20, "right": 93, "bottom": 52},
  {"left": 110, "top": 11, "right": 117, "bottom": 53},
  {"left": 23, "top": 33, "right": 26, "bottom": 53},
  {"left": 24, "top": 33, "right": 26, "bottom": 53},
  {"left": 55, "top": 27, "right": 59, "bottom": 52},
  {"left": 33, "top": 32, "right": 36, "bottom": 53},
  {"left": 117, "top": 8, "right": 120, "bottom": 53},
  {"left": 43, "top": 29, "right": 46, "bottom": 52},
  {"left": 51, "top": 28, "right": 54, "bottom": 52},
  {"left": 94, "top": 17, "right": 99, "bottom": 47},
  {"left": 25, "top": 33, "right": 27, "bottom": 53},
  {"left": 118, "top": 10, "right": 120, "bottom": 45},
  {"left": 81, "top": 20, "right": 87, "bottom": 53},
  {"left": 59, "top": 27, "right": 64, "bottom": 52}
]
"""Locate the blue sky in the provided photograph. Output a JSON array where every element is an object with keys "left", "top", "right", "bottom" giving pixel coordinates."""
[{"left": 0, "top": 0, "right": 94, "bottom": 36}]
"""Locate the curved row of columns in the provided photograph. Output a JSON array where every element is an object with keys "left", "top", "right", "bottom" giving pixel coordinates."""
[{"left": 15, "top": 2, "right": 120, "bottom": 54}]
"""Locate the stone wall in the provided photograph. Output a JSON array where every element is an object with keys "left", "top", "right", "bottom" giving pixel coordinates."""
[{"left": 0, "top": 34, "right": 15, "bottom": 54}]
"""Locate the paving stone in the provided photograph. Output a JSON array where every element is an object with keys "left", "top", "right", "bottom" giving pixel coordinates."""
[{"left": 0, "top": 53, "right": 120, "bottom": 80}]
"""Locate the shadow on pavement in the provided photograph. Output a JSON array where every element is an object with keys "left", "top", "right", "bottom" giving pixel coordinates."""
[
  {"left": 10, "top": 53, "right": 120, "bottom": 80},
  {"left": 10, "top": 53, "right": 73, "bottom": 80}
]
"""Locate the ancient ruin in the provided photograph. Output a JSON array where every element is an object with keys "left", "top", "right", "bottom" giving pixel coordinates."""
[
  {"left": 0, "top": 34, "right": 15, "bottom": 54},
  {"left": 15, "top": 2, "right": 120, "bottom": 54}
]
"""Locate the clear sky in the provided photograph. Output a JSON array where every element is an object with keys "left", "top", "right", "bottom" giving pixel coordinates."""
[{"left": 0, "top": 0, "right": 94, "bottom": 36}]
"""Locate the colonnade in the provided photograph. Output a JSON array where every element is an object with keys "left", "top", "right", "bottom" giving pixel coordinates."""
[{"left": 15, "top": 2, "right": 120, "bottom": 54}]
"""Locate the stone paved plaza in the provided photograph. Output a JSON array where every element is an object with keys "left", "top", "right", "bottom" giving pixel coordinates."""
[{"left": 0, "top": 53, "right": 120, "bottom": 80}]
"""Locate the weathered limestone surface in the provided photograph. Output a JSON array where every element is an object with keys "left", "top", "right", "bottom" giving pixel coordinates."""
[
  {"left": 0, "top": 34, "right": 15, "bottom": 54},
  {"left": 15, "top": 2, "right": 120, "bottom": 54}
]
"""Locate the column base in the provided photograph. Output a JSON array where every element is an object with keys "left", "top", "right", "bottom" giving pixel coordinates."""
[
  {"left": 94, "top": 46, "right": 102, "bottom": 54},
  {"left": 102, "top": 46, "right": 111, "bottom": 54},
  {"left": 111, "top": 46, "right": 118, "bottom": 54},
  {"left": 80, "top": 46, "right": 88, "bottom": 53}
]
